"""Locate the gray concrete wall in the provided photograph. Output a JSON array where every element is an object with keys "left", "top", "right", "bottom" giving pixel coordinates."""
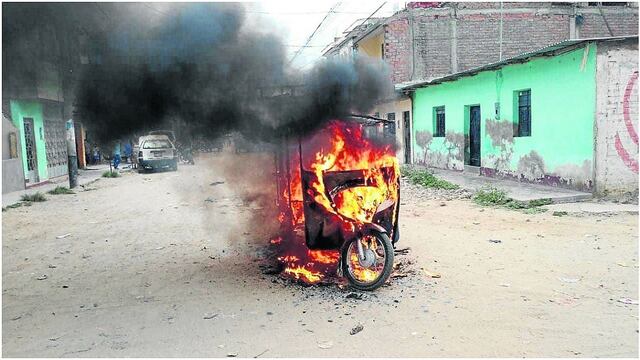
[
  {"left": 594, "top": 39, "right": 639, "bottom": 199},
  {"left": 383, "top": 2, "right": 639, "bottom": 84},
  {"left": 2, "top": 115, "right": 26, "bottom": 193}
]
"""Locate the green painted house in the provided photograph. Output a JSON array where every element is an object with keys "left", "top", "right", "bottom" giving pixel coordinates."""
[{"left": 400, "top": 36, "right": 639, "bottom": 196}]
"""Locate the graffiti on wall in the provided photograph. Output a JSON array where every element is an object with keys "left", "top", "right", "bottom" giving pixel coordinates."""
[{"left": 614, "top": 71, "right": 639, "bottom": 174}]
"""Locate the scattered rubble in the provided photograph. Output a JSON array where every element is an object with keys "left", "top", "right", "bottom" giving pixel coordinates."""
[
  {"left": 617, "top": 298, "right": 639, "bottom": 305},
  {"left": 317, "top": 340, "right": 333, "bottom": 349},
  {"left": 422, "top": 268, "right": 441, "bottom": 278},
  {"left": 345, "top": 293, "right": 364, "bottom": 300},
  {"left": 350, "top": 323, "right": 364, "bottom": 335}
]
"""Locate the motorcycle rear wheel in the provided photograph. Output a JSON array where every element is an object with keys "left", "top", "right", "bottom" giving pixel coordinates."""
[{"left": 341, "top": 230, "right": 394, "bottom": 291}]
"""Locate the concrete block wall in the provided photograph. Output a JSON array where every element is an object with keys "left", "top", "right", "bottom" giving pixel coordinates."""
[
  {"left": 579, "top": 9, "right": 639, "bottom": 38},
  {"left": 594, "top": 40, "right": 639, "bottom": 199},
  {"left": 413, "top": 13, "right": 452, "bottom": 79},
  {"left": 382, "top": 3, "right": 638, "bottom": 84}
]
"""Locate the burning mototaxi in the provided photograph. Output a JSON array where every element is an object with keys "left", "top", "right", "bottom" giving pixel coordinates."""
[{"left": 273, "top": 116, "right": 400, "bottom": 291}]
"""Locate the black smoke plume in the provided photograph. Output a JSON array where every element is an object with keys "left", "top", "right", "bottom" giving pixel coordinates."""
[{"left": 52, "top": 3, "right": 390, "bottom": 143}]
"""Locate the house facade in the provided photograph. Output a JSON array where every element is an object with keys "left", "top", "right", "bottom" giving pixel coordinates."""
[
  {"left": 401, "top": 36, "right": 638, "bottom": 197},
  {"left": 3, "top": 3, "right": 106, "bottom": 187},
  {"left": 2, "top": 114, "right": 25, "bottom": 193}
]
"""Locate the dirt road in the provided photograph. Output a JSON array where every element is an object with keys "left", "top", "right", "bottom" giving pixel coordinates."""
[{"left": 2, "top": 153, "right": 638, "bottom": 357}]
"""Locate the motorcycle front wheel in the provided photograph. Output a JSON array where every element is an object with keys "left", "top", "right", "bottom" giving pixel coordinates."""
[{"left": 341, "top": 230, "right": 394, "bottom": 291}]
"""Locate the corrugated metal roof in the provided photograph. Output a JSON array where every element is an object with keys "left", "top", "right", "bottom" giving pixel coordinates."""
[{"left": 396, "top": 35, "right": 638, "bottom": 91}]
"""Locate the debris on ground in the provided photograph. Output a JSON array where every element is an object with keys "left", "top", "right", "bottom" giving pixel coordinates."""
[
  {"left": 259, "top": 263, "right": 283, "bottom": 275},
  {"left": 350, "top": 323, "right": 364, "bottom": 335},
  {"left": 617, "top": 298, "right": 639, "bottom": 305},
  {"left": 558, "top": 276, "right": 581, "bottom": 283},
  {"left": 226, "top": 352, "right": 238, "bottom": 357},
  {"left": 553, "top": 211, "right": 569, "bottom": 217},
  {"left": 56, "top": 233, "right": 71, "bottom": 239},
  {"left": 394, "top": 247, "right": 410, "bottom": 255},
  {"left": 253, "top": 349, "right": 269, "bottom": 358},
  {"left": 210, "top": 181, "right": 225, "bottom": 186},
  {"left": 204, "top": 197, "right": 215, "bottom": 203},
  {"left": 616, "top": 262, "right": 629, "bottom": 267},
  {"left": 345, "top": 292, "right": 364, "bottom": 300},
  {"left": 36, "top": 275, "right": 48, "bottom": 280},
  {"left": 203, "top": 313, "right": 218, "bottom": 319},
  {"left": 155, "top": 246, "right": 165, "bottom": 250},
  {"left": 317, "top": 340, "right": 333, "bottom": 349},
  {"left": 422, "top": 268, "right": 441, "bottom": 278},
  {"left": 488, "top": 239, "right": 502, "bottom": 244}
]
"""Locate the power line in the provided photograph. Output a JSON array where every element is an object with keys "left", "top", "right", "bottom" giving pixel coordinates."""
[
  {"left": 143, "top": 3, "right": 171, "bottom": 17},
  {"left": 284, "top": 44, "right": 330, "bottom": 48},
  {"left": 353, "top": 1, "right": 387, "bottom": 35},
  {"left": 244, "top": 10, "right": 385, "bottom": 15},
  {"left": 288, "top": 1, "right": 342, "bottom": 66}
]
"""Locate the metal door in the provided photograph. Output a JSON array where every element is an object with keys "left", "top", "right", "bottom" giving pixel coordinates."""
[
  {"left": 23, "top": 118, "right": 39, "bottom": 183},
  {"left": 469, "top": 106, "right": 481, "bottom": 167},
  {"left": 403, "top": 111, "right": 411, "bottom": 164}
]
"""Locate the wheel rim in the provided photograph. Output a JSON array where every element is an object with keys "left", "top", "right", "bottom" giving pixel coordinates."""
[{"left": 346, "top": 235, "right": 386, "bottom": 284}]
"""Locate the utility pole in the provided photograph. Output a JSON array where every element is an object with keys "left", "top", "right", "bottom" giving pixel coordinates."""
[
  {"left": 499, "top": 1, "right": 504, "bottom": 61},
  {"left": 66, "top": 119, "right": 78, "bottom": 188}
]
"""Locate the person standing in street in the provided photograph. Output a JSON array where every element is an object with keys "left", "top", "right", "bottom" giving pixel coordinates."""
[
  {"left": 113, "top": 141, "right": 121, "bottom": 169},
  {"left": 123, "top": 141, "right": 132, "bottom": 164}
]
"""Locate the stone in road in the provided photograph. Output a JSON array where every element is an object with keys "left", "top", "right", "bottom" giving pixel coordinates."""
[{"left": 2, "top": 153, "right": 638, "bottom": 357}]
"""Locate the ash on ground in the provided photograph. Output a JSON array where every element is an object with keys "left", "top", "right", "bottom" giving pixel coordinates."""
[{"left": 257, "top": 244, "right": 431, "bottom": 307}]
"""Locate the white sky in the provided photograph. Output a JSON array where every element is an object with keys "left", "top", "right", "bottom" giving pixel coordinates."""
[{"left": 243, "top": 1, "right": 406, "bottom": 69}]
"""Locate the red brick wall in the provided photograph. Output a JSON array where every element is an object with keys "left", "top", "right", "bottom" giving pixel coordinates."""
[{"left": 384, "top": 18, "right": 412, "bottom": 84}]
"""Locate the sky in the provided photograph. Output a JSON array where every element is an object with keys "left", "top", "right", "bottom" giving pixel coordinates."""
[{"left": 243, "top": 1, "right": 406, "bottom": 70}]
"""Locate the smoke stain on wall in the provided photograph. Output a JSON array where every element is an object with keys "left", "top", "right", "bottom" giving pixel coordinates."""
[{"left": 484, "top": 118, "right": 514, "bottom": 172}]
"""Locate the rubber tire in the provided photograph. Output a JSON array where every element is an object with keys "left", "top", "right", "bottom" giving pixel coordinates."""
[{"left": 341, "top": 230, "right": 394, "bottom": 291}]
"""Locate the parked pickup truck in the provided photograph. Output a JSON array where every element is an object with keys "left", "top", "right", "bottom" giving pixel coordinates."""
[{"left": 137, "top": 135, "right": 178, "bottom": 173}]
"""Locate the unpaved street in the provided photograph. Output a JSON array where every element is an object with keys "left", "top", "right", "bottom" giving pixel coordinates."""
[{"left": 2, "top": 153, "right": 638, "bottom": 357}]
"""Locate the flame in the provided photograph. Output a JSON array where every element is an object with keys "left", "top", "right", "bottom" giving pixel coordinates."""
[{"left": 273, "top": 120, "right": 399, "bottom": 284}]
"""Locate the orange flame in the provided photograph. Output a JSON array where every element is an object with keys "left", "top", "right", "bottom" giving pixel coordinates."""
[{"left": 274, "top": 120, "right": 399, "bottom": 284}]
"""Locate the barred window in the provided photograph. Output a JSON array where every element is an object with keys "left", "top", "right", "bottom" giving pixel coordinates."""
[
  {"left": 517, "top": 90, "right": 531, "bottom": 137},
  {"left": 434, "top": 106, "right": 445, "bottom": 137}
]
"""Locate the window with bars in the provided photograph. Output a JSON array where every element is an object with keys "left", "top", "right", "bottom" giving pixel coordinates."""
[
  {"left": 516, "top": 90, "right": 531, "bottom": 137},
  {"left": 434, "top": 106, "right": 445, "bottom": 137}
]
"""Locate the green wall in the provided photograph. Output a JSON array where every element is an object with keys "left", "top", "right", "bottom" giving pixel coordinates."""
[
  {"left": 10, "top": 100, "right": 48, "bottom": 181},
  {"left": 412, "top": 43, "right": 597, "bottom": 190}
]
